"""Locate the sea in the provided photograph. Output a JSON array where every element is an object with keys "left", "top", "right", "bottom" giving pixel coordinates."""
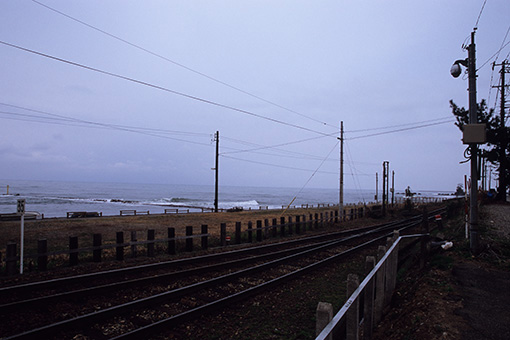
[{"left": 0, "top": 180, "right": 451, "bottom": 218}]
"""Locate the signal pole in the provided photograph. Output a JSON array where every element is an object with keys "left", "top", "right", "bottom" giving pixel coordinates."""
[{"left": 214, "top": 131, "right": 219, "bottom": 212}]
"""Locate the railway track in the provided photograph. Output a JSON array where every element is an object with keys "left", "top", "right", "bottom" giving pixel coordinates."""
[{"left": 0, "top": 210, "right": 444, "bottom": 340}]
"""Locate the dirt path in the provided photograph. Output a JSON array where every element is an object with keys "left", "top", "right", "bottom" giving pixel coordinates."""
[
  {"left": 374, "top": 203, "right": 510, "bottom": 340},
  {"left": 454, "top": 261, "right": 510, "bottom": 340}
]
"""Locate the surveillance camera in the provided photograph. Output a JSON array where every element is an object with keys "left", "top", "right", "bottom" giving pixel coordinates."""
[{"left": 450, "top": 63, "right": 462, "bottom": 78}]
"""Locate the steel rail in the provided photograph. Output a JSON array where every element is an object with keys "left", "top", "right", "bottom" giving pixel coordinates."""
[
  {"left": 1, "top": 216, "right": 424, "bottom": 310},
  {"left": 3, "top": 217, "right": 423, "bottom": 340},
  {"left": 0, "top": 214, "right": 425, "bottom": 296}
]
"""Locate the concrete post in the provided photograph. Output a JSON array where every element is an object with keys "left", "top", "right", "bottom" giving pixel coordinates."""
[
  {"left": 374, "top": 245, "right": 386, "bottom": 324},
  {"left": 316, "top": 302, "right": 333, "bottom": 339},
  {"left": 364, "top": 256, "right": 376, "bottom": 339},
  {"left": 347, "top": 273, "right": 360, "bottom": 340}
]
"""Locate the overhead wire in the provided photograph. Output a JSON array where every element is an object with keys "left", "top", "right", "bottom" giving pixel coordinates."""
[
  {"left": 474, "top": 0, "right": 488, "bottom": 30},
  {"left": 0, "top": 102, "right": 214, "bottom": 147},
  {"left": 347, "top": 119, "right": 455, "bottom": 140},
  {"left": 280, "top": 141, "right": 340, "bottom": 214},
  {"left": 0, "top": 40, "right": 333, "bottom": 137},
  {"left": 221, "top": 154, "right": 338, "bottom": 175},
  {"left": 346, "top": 117, "right": 453, "bottom": 133},
  {"left": 31, "top": 0, "right": 337, "bottom": 130}
]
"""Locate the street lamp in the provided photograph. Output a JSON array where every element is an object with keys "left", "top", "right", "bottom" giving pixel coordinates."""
[{"left": 451, "top": 31, "right": 479, "bottom": 254}]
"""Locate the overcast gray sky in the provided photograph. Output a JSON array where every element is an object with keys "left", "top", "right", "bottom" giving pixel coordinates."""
[{"left": 1, "top": 0, "right": 509, "bottom": 192}]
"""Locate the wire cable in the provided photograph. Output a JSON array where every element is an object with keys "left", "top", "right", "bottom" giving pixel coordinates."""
[
  {"left": 347, "top": 119, "right": 455, "bottom": 140},
  {"left": 346, "top": 116, "right": 453, "bottom": 133},
  {"left": 474, "top": 0, "right": 488, "bottom": 30},
  {"left": 0, "top": 40, "right": 332, "bottom": 137},
  {"left": 221, "top": 154, "right": 338, "bottom": 175},
  {"left": 31, "top": 0, "right": 337, "bottom": 129},
  {"left": 478, "top": 39, "right": 510, "bottom": 71},
  {"left": 280, "top": 141, "right": 340, "bottom": 215}
]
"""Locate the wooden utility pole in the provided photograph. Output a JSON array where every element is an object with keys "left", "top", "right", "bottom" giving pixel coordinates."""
[
  {"left": 391, "top": 170, "right": 395, "bottom": 206},
  {"left": 375, "top": 173, "right": 378, "bottom": 201},
  {"left": 214, "top": 131, "right": 219, "bottom": 212},
  {"left": 339, "top": 121, "right": 344, "bottom": 221}
]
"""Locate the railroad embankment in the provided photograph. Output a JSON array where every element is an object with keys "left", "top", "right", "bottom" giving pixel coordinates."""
[{"left": 374, "top": 203, "right": 510, "bottom": 340}]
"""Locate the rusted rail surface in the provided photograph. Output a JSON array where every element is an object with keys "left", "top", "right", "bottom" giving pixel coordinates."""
[{"left": 1, "top": 209, "right": 445, "bottom": 340}]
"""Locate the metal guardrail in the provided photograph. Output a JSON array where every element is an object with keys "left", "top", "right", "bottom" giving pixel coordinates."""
[{"left": 316, "top": 233, "right": 429, "bottom": 340}]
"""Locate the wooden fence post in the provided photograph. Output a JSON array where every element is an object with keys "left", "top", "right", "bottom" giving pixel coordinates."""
[
  {"left": 320, "top": 213, "right": 324, "bottom": 228},
  {"left": 116, "top": 232, "right": 124, "bottom": 261},
  {"left": 272, "top": 218, "right": 277, "bottom": 237},
  {"left": 69, "top": 236, "right": 79, "bottom": 266},
  {"left": 309, "top": 214, "right": 313, "bottom": 230},
  {"left": 346, "top": 273, "right": 360, "bottom": 340},
  {"left": 147, "top": 229, "right": 155, "bottom": 257},
  {"left": 202, "top": 225, "right": 209, "bottom": 250},
  {"left": 186, "top": 226, "right": 193, "bottom": 252},
  {"left": 295, "top": 215, "right": 301, "bottom": 234},
  {"left": 287, "top": 216, "right": 293, "bottom": 235},
  {"left": 301, "top": 215, "right": 306, "bottom": 233},
  {"left": 93, "top": 233, "right": 102, "bottom": 263},
  {"left": 37, "top": 239, "right": 48, "bottom": 271},
  {"left": 280, "top": 217, "right": 286, "bottom": 237},
  {"left": 168, "top": 228, "right": 176, "bottom": 255},
  {"left": 131, "top": 231, "right": 138, "bottom": 258},
  {"left": 219, "top": 223, "right": 226, "bottom": 246},
  {"left": 235, "top": 222, "right": 242, "bottom": 244},
  {"left": 6, "top": 243, "right": 17, "bottom": 275},
  {"left": 247, "top": 221, "right": 253, "bottom": 243},
  {"left": 256, "top": 220, "right": 263, "bottom": 242}
]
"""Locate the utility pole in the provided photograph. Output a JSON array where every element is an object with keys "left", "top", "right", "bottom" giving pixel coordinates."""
[
  {"left": 338, "top": 121, "right": 344, "bottom": 221},
  {"left": 391, "top": 170, "right": 395, "bottom": 206},
  {"left": 468, "top": 31, "right": 479, "bottom": 253},
  {"left": 375, "top": 173, "right": 378, "bottom": 202},
  {"left": 382, "top": 161, "right": 389, "bottom": 216},
  {"left": 451, "top": 30, "right": 481, "bottom": 253},
  {"left": 493, "top": 59, "right": 508, "bottom": 200},
  {"left": 213, "top": 131, "right": 219, "bottom": 213}
]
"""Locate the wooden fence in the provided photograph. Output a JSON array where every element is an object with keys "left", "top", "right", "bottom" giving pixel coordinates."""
[{"left": 1, "top": 207, "right": 366, "bottom": 276}]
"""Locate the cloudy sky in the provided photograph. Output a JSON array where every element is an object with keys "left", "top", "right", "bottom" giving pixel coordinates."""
[{"left": 1, "top": 0, "right": 509, "bottom": 192}]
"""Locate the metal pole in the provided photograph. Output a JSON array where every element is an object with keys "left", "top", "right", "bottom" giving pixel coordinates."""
[
  {"left": 339, "top": 121, "right": 344, "bottom": 221},
  {"left": 468, "top": 31, "right": 479, "bottom": 253},
  {"left": 214, "top": 131, "right": 219, "bottom": 213}
]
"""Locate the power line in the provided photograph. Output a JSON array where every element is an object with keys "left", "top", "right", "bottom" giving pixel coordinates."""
[
  {"left": 474, "top": 0, "right": 488, "bottom": 30},
  {"left": 221, "top": 154, "right": 338, "bottom": 175},
  {"left": 478, "top": 39, "right": 510, "bottom": 71},
  {"left": 221, "top": 133, "right": 336, "bottom": 155},
  {"left": 31, "top": 0, "right": 337, "bottom": 130},
  {"left": 347, "top": 119, "right": 455, "bottom": 140},
  {"left": 0, "top": 40, "right": 332, "bottom": 137},
  {"left": 0, "top": 103, "right": 214, "bottom": 147},
  {"left": 346, "top": 116, "right": 453, "bottom": 133}
]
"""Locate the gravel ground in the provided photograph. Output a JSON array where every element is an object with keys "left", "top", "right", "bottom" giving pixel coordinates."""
[{"left": 374, "top": 202, "right": 510, "bottom": 340}]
